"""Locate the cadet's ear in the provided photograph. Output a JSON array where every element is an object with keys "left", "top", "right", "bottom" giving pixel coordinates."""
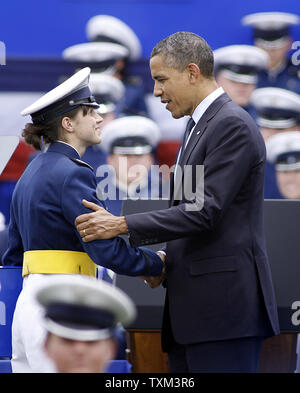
[{"left": 61, "top": 116, "right": 74, "bottom": 134}]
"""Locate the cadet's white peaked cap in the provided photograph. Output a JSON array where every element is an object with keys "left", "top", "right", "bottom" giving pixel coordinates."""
[
  {"left": 62, "top": 42, "right": 129, "bottom": 63},
  {"left": 214, "top": 45, "right": 269, "bottom": 84},
  {"left": 86, "top": 15, "right": 142, "bottom": 60},
  {"left": 36, "top": 275, "right": 136, "bottom": 341},
  {"left": 242, "top": 12, "right": 299, "bottom": 30},
  {"left": 89, "top": 73, "right": 125, "bottom": 102},
  {"left": 242, "top": 12, "right": 299, "bottom": 49},
  {"left": 21, "top": 67, "right": 99, "bottom": 124},
  {"left": 101, "top": 115, "right": 161, "bottom": 155},
  {"left": 250, "top": 87, "right": 300, "bottom": 129},
  {"left": 89, "top": 73, "right": 125, "bottom": 114},
  {"left": 89, "top": 73, "right": 125, "bottom": 115},
  {"left": 266, "top": 131, "right": 300, "bottom": 171}
]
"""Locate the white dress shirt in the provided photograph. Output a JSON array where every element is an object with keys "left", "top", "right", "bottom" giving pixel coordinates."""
[{"left": 184, "top": 86, "right": 224, "bottom": 148}]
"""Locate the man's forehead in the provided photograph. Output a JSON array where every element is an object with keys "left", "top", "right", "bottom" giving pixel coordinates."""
[
  {"left": 150, "top": 54, "right": 165, "bottom": 69},
  {"left": 150, "top": 55, "right": 175, "bottom": 77}
]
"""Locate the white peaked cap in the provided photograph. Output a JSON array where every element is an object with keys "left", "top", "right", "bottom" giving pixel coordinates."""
[
  {"left": 241, "top": 12, "right": 300, "bottom": 49},
  {"left": 250, "top": 87, "right": 300, "bottom": 129},
  {"left": 86, "top": 15, "right": 142, "bottom": 60},
  {"left": 214, "top": 45, "right": 269, "bottom": 69},
  {"left": 36, "top": 275, "right": 136, "bottom": 341},
  {"left": 242, "top": 12, "right": 300, "bottom": 30},
  {"left": 100, "top": 115, "right": 161, "bottom": 154},
  {"left": 266, "top": 131, "right": 300, "bottom": 170},
  {"left": 250, "top": 87, "right": 300, "bottom": 112},
  {"left": 89, "top": 73, "right": 125, "bottom": 102},
  {"left": 214, "top": 44, "right": 269, "bottom": 83},
  {"left": 21, "top": 67, "right": 99, "bottom": 121},
  {"left": 62, "top": 42, "right": 129, "bottom": 63}
]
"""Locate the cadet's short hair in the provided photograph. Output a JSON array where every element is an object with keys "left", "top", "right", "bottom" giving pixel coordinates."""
[{"left": 151, "top": 32, "right": 214, "bottom": 78}]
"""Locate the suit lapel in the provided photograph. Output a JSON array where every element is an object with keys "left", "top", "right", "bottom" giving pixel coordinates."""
[
  {"left": 180, "top": 93, "right": 231, "bottom": 167},
  {"left": 171, "top": 93, "right": 231, "bottom": 205},
  {"left": 172, "top": 119, "right": 208, "bottom": 203},
  {"left": 179, "top": 119, "right": 208, "bottom": 167}
]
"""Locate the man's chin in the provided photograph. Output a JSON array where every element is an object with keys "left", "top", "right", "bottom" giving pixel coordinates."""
[
  {"left": 166, "top": 105, "right": 184, "bottom": 119},
  {"left": 171, "top": 112, "right": 183, "bottom": 119}
]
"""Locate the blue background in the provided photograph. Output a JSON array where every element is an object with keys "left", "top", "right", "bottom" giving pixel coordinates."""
[{"left": 1, "top": 0, "right": 300, "bottom": 58}]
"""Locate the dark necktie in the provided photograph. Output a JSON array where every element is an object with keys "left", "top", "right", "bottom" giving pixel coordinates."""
[
  {"left": 182, "top": 117, "right": 195, "bottom": 151},
  {"left": 173, "top": 117, "right": 196, "bottom": 194},
  {"left": 178, "top": 117, "right": 195, "bottom": 164}
]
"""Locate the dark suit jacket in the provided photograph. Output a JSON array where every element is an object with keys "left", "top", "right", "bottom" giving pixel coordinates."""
[{"left": 126, "top": 93, "right": 280, "bottom": 348}]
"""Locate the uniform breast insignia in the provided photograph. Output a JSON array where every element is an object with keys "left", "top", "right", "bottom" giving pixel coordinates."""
[{"left": 69, "top": 157, "right": 93, "bottom": 171}]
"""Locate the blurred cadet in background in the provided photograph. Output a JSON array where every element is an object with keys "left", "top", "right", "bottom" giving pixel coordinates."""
[
  {"left": 266, "top": 131, "right": 300, "bottom": 200},
  {"left": 214, "top": 44, "right": 269, "bottom": 118},
  {"left": 81, "top": 72, "right": 126, "bottom": 171},
  {"left": 89, "top": 72, "right": 125, "bottom": 126},
  {"left": 250, "top": 87, "right": 300, "bottom": 198},
  {"left": 98, "top": 115, "right": 165, "bottom": 216},
  {"left": 36, "top": 275, "right": 136, "bottom": 373},
  {"left": 250, "top": 87, "right": 300, "bottom": 142},
  {"left": 266, "top": 130, "right": 300, "bottom": 373},
  {"left": 85, "top": 14, "right": 148, "bottom": 116},
  {"left": 242, "top": 12, "right": 300, "bottom": 94}
]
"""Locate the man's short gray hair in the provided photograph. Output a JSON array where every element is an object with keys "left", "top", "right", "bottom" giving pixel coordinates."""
[{"left": 151, "top": 32, "right": 214, "bottom": 78}]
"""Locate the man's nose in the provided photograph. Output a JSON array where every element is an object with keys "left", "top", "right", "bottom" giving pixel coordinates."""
[{"left": 153, "top": 82, "right": 162, "bottom": 97}]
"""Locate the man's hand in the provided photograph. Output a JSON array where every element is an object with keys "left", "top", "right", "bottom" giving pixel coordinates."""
[
  {"left": 75, "top": 199, "right": 128, "bottom": 241},
  {"left": 140, "top": 251, "right": 166, "bottom": 288}
]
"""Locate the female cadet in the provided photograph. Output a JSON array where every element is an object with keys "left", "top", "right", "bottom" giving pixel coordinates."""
[{"left": 2, "top": 67, "right": 164, "bottom": 372}]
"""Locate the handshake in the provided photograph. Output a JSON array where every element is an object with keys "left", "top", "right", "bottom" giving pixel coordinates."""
[{"left": 140, "top": 251, "right": 166, "bottom": 288}]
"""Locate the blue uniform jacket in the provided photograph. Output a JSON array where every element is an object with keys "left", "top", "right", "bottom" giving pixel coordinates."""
[
  {"left": 2, "top": 142, "right": 163, "bottom": 276},
  {"left": 257, "top": 58, "right": 300, "bottom": 94},
  {"left": 116, "top": 81, "right": 148, "bottom": 116},
  {"left": 264, "top": 161, "right": 283, "bottom": 199}
]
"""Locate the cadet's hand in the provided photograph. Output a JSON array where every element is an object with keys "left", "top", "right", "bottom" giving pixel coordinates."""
[
  {"left": 140, "top": 251, "right": 166, "bottom": 288},
  {"left": 75, "top": 199, "right": 128, "bottom": 241}
]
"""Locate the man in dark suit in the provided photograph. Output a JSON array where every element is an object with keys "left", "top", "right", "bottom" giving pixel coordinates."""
[{"left": 75, "top": 32, "right": 280, "bottom": 373}]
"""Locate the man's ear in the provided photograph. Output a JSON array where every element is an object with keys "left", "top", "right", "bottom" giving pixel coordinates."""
[
  {"left": 187, "top": 63, "right": 201, "bottom": 84},
  {"left": 61, "top": 116, "right": 74, "bottom": 133}
]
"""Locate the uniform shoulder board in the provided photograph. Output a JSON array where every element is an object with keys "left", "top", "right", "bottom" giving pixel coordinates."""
[{"left": 69, "top": 157, "right": 93, "bottom": 171}]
